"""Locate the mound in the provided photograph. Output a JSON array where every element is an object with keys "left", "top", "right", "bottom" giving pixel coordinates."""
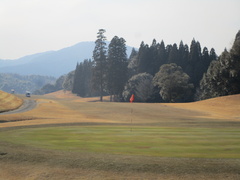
[
  {"left": 0, "top": 90, "right": 23, "bottom": 113},
  {"left": 44, "top": 90, "right": 79, "bottom": 99},
  {"left": 164, "top": 94, "right": 240, "bottom": 120},
  {"left": 44, "top": 90, "right": 111, "bottom": 102}
]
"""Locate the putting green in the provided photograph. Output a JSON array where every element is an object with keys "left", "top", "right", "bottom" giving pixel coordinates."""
[{"left": 1, "top": 126, "right": 240, "bottom": 158}]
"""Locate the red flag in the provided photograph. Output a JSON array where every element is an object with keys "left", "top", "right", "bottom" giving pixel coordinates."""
[{"left": 130, "top": 94, "right": 134, "bottom": 103}]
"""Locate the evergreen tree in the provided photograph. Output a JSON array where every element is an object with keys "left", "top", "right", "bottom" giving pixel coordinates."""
[
  {"left": 178, "top": 41, "right": 186, "bottom": 68},
  {"left": 198, "top": 30, "right": 240, "bottom": 100},
  {"left": 182, "top": 44, "right": 189, "bottom": 71},
  {"left": 155, "top": 40, "right": 167, "bottom": 73},
  {"left": 63, "top": 71, "right": 75, "bottom": 91},
  {"left": 148, "top": 39, "right": 159, "bottom": 75},
  {"left": 92, "top": 29, "right": 107, "bottom": 101},
  {"left": 106, "top": 36, "right": 128, "bottom": 101},
  {"left": 72, "top": 63, "right": 80, "bottom": 94},
  {"left": 165, "top": 44, "right": 173, "bottom": 61},
  {"left": 72, "top": 60, "right": 94, "bottom": 97},
  {"left": 128, "top": 48, "right": 139, "bottom": 77},
  {"left": 202, "top": 47, "right": 211, "bottom": 73},
  {"left": 168, "top": 43, "right": 179, "bottom": 64},
  {"left": 129, "top": 48, "right": 138, "bottom": 61},
  {"left": 137, "top": 41, "right": 150, "bottom": 74},
  {"left": 209, "top": 48, "right": 217, "bottom": 61},
  {"left": 186, "top": 39, "right": 203, "bottom": 87}
]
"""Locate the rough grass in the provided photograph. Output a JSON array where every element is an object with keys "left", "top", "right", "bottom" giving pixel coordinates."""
[{"left": 0, "top": 90, "right": 23, "bottom": 112}]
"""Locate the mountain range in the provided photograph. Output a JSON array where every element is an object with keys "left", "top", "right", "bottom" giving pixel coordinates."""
[{"left": 0, "top": 42, "right": 134, "bottom": 77}]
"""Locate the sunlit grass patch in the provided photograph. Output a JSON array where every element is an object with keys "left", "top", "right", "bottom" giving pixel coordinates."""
[{"left": 0, "top": 90, "right": 23, "bottom": 112}]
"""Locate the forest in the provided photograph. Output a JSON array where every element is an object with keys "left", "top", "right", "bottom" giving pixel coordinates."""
[{"left": 42, "top": 29, "right": 240, "bottom": 103}]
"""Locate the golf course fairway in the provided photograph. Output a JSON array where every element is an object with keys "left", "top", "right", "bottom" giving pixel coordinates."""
[{"left": 1, "top": 126, "right": 239, "bottom": 159}]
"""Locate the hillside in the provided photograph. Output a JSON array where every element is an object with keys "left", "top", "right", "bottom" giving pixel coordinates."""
[
  {"left": 45, "top": 90, "right": 240, "bottom": 121},
  {"left": 164, "top": 94, "right": 240, "bottom": 120},
  {"left": 0, "top": 90, "right": 23, "bottom": 113},
  {"left": 0, "top": 41, "right": 134, "bottom": 77},
  {"left": 0, "top": 73, "right": 56, "bottom": 94}
]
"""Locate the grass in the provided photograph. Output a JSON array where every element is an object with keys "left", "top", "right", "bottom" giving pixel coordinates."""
[
  {"left": 1, "top": 126, "right": 240, "bottom": 159},
  {"left": 0, "top": 90, "right": 23, "bottom": 112},
  {"left": 1, "top": 94, "right": 240, "bottom": 179}
]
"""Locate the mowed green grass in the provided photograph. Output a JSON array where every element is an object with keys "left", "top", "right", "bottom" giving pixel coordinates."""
[{"left": 0, "top": 126, "right": 239, "bottom": 158}]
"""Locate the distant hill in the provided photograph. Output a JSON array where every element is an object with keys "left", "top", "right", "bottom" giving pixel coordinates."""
[
  {"left": 0, "top": 73, "right": 56, "bottom": 94},
  {"left": 0, "top": 41, "right": 134, "bottom": 77}
]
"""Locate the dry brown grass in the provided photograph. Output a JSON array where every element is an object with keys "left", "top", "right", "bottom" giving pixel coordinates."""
[
  {"left": 1, "top": 92, "right": 239, "bottom": 129},
  {"left": 163, "top": 94, "right": 240, "bottom": 121},
  {"left": 45, "top": 90, "right": 111, "bottom": 102},
  {"left": 0, "top": 90, "right": 23, "bottom": 113}
]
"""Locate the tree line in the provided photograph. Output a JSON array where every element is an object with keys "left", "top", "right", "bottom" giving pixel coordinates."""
[{"left": 71, "top": 29, "right": 240, "bottom": 102}]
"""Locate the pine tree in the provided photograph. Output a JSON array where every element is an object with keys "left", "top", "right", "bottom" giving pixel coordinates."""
[
  {"left": 72, "top": 60, "right": 94, "bottom": 97},
  {"left": 155, "top": 40, "right": 167, "bottom": 72},
  {"left": 129, "top": 48, "right": 138, "bottom": 61},
  {"left": 149, "top": 39, "right": 160, "bottom": 75},
  {"left": 168, "top": 43, "right": 179, "bottom": 64},
  {"left": 128, "top": 48, "right": 139, "bottom": 77},
  {"left": 137, "top": 41, "right": 150, "bottom": 74},
  {"left": 186, "top": 39, "right": 203, "bottom": 87},
  {"left": 106, "top": 36, "right": 128, "bottom": 101},
  {"left": 209, "top": 48, "right": 217, "bottom": 61},
  {"left": 92, "top": 29, "right": 107, "bottom": 101},
  {"left": 202, "top": 47, "right": 210, "bottom": 73},
  {"left": 178, "top": 41, "right": 186, "bottom": 68},
  {"left": 72, "top": 63, "right": 80, "bottom": 94}
]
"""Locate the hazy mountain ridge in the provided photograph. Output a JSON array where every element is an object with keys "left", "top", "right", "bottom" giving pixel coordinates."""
[
  {"left": 0, "top": 41, "right": 134, "bottom": 77},
  {"left": 0, "top": 51, "right": 54, "bottom": 67}
]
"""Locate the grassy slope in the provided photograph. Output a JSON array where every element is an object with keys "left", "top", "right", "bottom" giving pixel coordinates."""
[
  {"left": 163, "top": 94, "right": 240, "bottom": 120},
  {"left": 0, "top": 90, "right": 23, "bottom": 113}
]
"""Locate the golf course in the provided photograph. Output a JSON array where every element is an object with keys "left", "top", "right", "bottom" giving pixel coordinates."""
[{"left": 0, "top": 90, "right": 240, "bottom": 179}]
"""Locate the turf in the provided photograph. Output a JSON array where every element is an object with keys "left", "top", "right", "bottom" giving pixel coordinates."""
[{"left": 1, "top": 126, "right": 239, "bottom": 159}]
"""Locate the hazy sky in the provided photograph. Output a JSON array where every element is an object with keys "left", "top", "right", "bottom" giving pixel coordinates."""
[{"left": 0, "top": 0, "right": 239, "bottom": 59}]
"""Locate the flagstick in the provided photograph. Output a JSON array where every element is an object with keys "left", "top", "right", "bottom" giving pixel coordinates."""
[
  {"left": 130, "top": 94, "right": 134, "bottom": 132},
  {"left": 131, "top": 108, "right": 133, "bottom": 132}
]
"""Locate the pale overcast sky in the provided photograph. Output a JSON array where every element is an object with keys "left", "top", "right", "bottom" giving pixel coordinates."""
[{"left": 0, "top": 0, "right": 239, "bottom": 59}]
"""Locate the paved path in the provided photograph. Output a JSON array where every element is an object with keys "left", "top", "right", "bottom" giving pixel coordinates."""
[{"left": 0, "top": 99, "right": 37, "bottom": 115}]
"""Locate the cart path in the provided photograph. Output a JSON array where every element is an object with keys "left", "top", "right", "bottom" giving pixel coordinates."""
[{"left": 0, "top": 99, "right": 37, "bottom": 115}]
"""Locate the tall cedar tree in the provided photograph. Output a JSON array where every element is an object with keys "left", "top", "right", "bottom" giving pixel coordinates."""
[
  {"left": 137, "top": 42, "right": 151, "bottom": 74},
  {"left": 72, "top": 60, "right": 94, "bottom": 97},
  {"left": 72, "top": 63, "right": 80, "bottom": 94},
  {"left": 107, "top": 36, "right": 128, "bottom": 101},
  {"left": 92, "top": 29, "right": 107, "bottom": 101},
  {"left": 128, "top": 48, "right": 139, "bottom": 78}
]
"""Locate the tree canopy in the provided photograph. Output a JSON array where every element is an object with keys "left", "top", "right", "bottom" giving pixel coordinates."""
[{"left": 153, "top": 63, "right": 194, "bottom": 102}]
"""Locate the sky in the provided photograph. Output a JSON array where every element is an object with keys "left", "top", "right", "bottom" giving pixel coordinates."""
[{"left": 0, "top": 0, "right": 239, "bottom": 59}]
